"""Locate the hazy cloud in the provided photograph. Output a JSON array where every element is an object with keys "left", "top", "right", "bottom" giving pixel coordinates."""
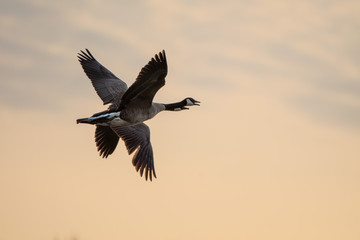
[{"left": 0, "top": 0, "right": 359, "bottom": 127}]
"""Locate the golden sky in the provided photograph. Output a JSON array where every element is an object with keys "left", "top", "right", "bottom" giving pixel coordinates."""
[{"left": 1, "top": 0, "right": 360, "bottom": 239}]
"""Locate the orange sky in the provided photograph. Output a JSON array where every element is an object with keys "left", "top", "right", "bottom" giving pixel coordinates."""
[{"left": 1, "top": 0, "right": 360, "bottom": 240}]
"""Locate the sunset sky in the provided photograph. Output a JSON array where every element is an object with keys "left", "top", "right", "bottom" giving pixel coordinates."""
[{"left": 1, "top": 0, "right": 360, "bottom": 239}]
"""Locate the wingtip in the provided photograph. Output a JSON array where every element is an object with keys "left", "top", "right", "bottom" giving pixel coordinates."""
[
  {"left": 138, "top": 166, "right": 157, "bottom": 181},
  {"left": 145, "top": 172, "right": 156, "bottom": 182},
  {"left": 154, "top": 49, "right": 166, "bottom": 63},
  {"left": 161, "top": 49, "right": 166, "bottom": 60},
  {"left": 77, "top": 48, "right": 95, "bottom": 61},
  {"left": 85, "top": 48, "right": 94, "bottom": 58}
]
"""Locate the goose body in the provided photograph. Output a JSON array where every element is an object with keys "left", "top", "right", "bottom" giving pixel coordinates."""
[
  {"left": 77, "top": 102, "right": 165, "bottom": 127},
  {"left": 76, "top": 49, "right": 199, "bottom": 181}
]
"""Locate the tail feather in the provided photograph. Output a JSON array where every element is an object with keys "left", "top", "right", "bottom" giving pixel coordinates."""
[
  {"left": 76, "top": 117, "right": 93, "bottom": 124},
  {"left": 76, "top": 114, "right": 112, "bottom": 125},
  {"left": 77, "top": 111, "right": 119, "bottom": 125}
]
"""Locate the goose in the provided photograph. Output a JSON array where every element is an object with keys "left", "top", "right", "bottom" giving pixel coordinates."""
[{"left": 76, "top": 49, "right": 200, "bottom": 181}]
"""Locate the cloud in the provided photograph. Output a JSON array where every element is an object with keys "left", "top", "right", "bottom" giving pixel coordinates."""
[{"left": 0, "top": 0, "right": 359, "bottom": 128}]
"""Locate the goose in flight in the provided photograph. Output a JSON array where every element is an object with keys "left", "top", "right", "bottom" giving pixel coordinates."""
[{"left": 76, "top": 49, "right": 200, "bottom": 181}]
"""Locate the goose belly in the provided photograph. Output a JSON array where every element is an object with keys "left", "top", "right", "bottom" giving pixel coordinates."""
[{"left": 108, "top": 117, "right": 134, "bottom": 127}]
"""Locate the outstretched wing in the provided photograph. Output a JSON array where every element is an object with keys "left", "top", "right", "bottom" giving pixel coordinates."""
[
  {"left": 78, "top": 49, "right": 128, "bottom": 108},
  {"left": 111, "top": 123, "right": 156, "bottom": 181},
  {"left": 95, "top": 125, "right": 120, "bottom": 158},
  {"left": 120, "top": 50, "right": 167, "bottom": 110}
]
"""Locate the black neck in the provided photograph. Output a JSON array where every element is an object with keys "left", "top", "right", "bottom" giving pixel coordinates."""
[{"left": 164, "top": 100, "right": 187, "bottom": 111}]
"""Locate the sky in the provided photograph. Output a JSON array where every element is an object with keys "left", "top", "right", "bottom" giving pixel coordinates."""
[{"left": 0, "top": 0, "right": 360, "bottom": 239}]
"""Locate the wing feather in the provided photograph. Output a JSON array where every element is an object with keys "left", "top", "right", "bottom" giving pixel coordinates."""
[
  {"left": 95, "top": 126, "right": 120, "bottom": 158},
  {"left": 119, "top": 50, "right": 167, "bottom": 110},
  {"left": 111, "top": 123, "right": 156, "bottom": 181},
  {"left": 78, "top": 49, "right": 128, "bottom": 108}
]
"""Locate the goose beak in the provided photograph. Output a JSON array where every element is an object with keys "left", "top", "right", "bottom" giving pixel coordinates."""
[{"left": 193, "top": 99, "right": 200, "bottom": 106}]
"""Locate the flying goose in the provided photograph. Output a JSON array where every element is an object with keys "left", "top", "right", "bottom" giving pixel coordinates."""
[{"left": 76, "top": 49, "right": 200, "bottom": 181}]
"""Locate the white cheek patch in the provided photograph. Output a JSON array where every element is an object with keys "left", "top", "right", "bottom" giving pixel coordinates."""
[{"left": 186, "top": 98, "right": 193, "bottom": 106}]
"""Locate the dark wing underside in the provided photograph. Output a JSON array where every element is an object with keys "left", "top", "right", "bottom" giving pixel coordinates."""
[
  {"left": 95, "top": 125, "right": 119, "bottom": 158},
  {"left": 119, "top": 50, "right": 167, "bottom": 110},
  {"left": 78, "top": 49, "right": 128, "bottom": 109},
  {"left": 111, "top": 123, "right": 156, "bottom": 181}
]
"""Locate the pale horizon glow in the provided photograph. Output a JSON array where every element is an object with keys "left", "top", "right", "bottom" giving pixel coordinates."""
[{"left": 0, "top": 0, "right": 360, "bottom": 240}]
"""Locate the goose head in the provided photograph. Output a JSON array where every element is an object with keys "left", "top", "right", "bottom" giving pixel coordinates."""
[
  {"left": 184, "top": 97, "right": 200, "bottom": 108},
  {"left": 164, "top": 98, "right": 200, "bottom": 111}
]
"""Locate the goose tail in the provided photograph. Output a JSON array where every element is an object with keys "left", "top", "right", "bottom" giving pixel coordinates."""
[
  {"left": 76, "top": 113, "right": 114, "bottom": 125},
  {"left": 76, "top": 117, "right": 93, "bottom": 124}
]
